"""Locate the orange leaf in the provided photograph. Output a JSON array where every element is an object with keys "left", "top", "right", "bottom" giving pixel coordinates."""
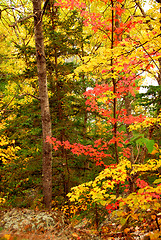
[
  {"left": 151, "top": 214, "right": 157, "bottom": 220},
  {"left": 124, "top": 228, "right": 130, "bottom": 234}
]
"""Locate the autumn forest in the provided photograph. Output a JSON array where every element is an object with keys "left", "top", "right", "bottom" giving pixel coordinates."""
[{"left": 0, "top": 0, "right": 161, "bottom": 238}]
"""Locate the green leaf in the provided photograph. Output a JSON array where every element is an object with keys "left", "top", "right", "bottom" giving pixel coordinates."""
[
  {"left": 120, "top": 217, "right": 127, "bottom": 225},
  {"left": 143, "top": 138, "right": 155, "bottom": 153},
  {"left": 136, "top": 137, "right": 155, "bottom": 153},
  {"left": 129, "top": 133, "right": 144, "bottom": 143}
]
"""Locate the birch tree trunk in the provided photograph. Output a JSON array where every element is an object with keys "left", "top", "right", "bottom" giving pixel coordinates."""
[{"left": 32, "top": 0, "right": 52, "bottom": 209}]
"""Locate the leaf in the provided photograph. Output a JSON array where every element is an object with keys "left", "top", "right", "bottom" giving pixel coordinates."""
[
  {"left": 120, "top": 217, "right": 126, "bottom": 226},
  {"left": 119, "top": 201, "right": 126, "bottom": 208},
  {"left": 149, "top": 230, "right": 161, "bottom": 240},
  {"left": 131, "top": 214, "right": 138, "bottom": 220},
  {"left": 136, "top": 137, "right": 155, "bottom": 153},
  {"left": 153, "top": 179, "right": 161, "bottom": 184},
  {"left": 143, "top": 139, "right": 155, "bottom": 153},
  {"left": 72, "top": 232, "right": 80, "bottom": 238},
  {"left": 3, "top": 235, "right": 12, "bottom": 240},
  {"left": 124, "top": 228, "right": 130, "bottom": 234},
  {"left": 110, "top": 195, "right": 116, "bottom": 200},
  {"left": 151, "top": 214, "right": 156, "bottom": 220},
  {"left": 128, "top": 133, "right": 144, "bottom": 144}
]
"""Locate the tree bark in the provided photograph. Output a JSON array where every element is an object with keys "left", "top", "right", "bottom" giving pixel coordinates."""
[
  {"left": 111, "top": 0, "right": 119, "bottom": 165},
  {"left": 32, "top": 0, "right": 52, "bottom": 209}
]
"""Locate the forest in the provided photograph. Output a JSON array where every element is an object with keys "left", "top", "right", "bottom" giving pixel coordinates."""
[{"left": 0, "top": 0, "right": 161, "bottom": 239}]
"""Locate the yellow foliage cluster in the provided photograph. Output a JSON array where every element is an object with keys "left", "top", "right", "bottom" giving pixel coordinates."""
[
  {"left": 67, "top": 153, "right": 161, "bottom": 215},
  {"left": 0, "top": 136, "right": 21, "bottom": 164},
  {"left": 129, "top": 113, "right": 161, "bottom": 131},
  {"left": 118, "top": 180, "right": 161, "bottom": 214},
  {"left": 97, "top": 91, "right": 116, "bottom": 103},
  {"left": 131, "top": 154, "right": 161, "bottom": 174},
  {"left": 67, "top": 157, "right": 131, "bottom": 204}
]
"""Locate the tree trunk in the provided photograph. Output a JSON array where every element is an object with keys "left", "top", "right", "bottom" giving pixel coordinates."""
[
  {"left": 111, "top": 0, "right": 119, "bottom": 165},
  {"left": 32, "top": 0, "right": 52, "bottom": 209}
]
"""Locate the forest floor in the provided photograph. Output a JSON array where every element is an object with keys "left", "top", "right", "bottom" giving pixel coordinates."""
[{"left": 0, "top": 208, "right": 160, "bottom": 240}]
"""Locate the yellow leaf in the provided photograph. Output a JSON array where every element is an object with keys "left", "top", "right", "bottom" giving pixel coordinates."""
[
  {"left": 110, "top": 195, "right": 116, "bottom": 200},
  {"left": 149, "top": 230, "right": 161, "bottom": 240},
  {"left": 4, "top": 235, "right": 11, "bottom": 240},
  {"left": 72, "top": 232, "right": 79, "bottom": 238},
  {"left": 132, "top": 214, "right": 138, "bottom": 220}
]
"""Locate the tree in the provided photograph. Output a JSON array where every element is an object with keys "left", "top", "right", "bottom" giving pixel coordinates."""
[
  {"left": 32, "top": 0, "right": 52, "bottom": 208},
  {"left": 0, "top": 0, "right": 55, "bottom": 209},
  {"left": 47, "top": 0, "right": 161, "bottom": 227},
  {"left": 0, "top": 0, "right": 160, "bottom": 218},
  {"left": 0, "top": 0, "right": 96, "bottom": 207}
]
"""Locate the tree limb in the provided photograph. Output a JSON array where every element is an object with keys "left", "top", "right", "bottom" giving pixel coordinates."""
[
  {"left": 9, "top": 14, "right": 35, "bottom": 27},
  {"left": 18, "top": 93, "right": 40, "bottom": 100}
]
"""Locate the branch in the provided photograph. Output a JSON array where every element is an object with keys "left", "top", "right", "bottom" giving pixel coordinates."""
[
  {"left": 0, "top": 92, "right": 40, "bottom": 121},
  {"left": 18, "top": 93, "right": 40, "bottom": 100},
  {"left": 134, "top": 0, "right": 153, "bottom": 30},
  {"left": 0, "top": 6, "right": 21, "bottom": 14},
  {"left": 41, "top": 0, "right": 50, "bottom": 19},
  {"left": 0, "top": 95, "right": 16, "bottom": 121},
  {"left": 134, "top": 39, "right": 160, "bottom": 71},
  {"left": 9, "top": 14, "right": 35, "bottom": 27}
]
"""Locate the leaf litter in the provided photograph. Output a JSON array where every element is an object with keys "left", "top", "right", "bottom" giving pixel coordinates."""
[{"left": 0, "top": 208, "right": 161, "bottom": 239}]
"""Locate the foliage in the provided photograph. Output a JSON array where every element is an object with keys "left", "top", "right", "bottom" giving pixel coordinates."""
[
  {"left": 0, "top": 0, "right": 161, "bottom": 234},
  {"left": 47, "top": 0, "right": 161, "bottom": 229}
]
